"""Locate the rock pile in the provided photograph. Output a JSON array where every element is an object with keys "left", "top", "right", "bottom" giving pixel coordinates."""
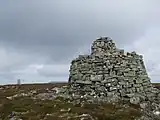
[{"left": 68, "top": 37, "right": 160, "bottom": 104}]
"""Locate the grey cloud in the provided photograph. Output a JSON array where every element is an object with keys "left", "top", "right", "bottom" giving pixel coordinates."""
[
  {"left": 36, "top": 64, "right": 70, "bottom": 77},
  {"left": 0, "top": 0, "right": 158, "bottom": 57},
  {"left": 0, "top": 0, "right": 160, "bottom": 84}
]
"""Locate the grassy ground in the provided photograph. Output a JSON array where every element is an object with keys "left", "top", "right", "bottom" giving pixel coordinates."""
[{"left": 0, "top": 83, "right": 159, "bottom": 120}]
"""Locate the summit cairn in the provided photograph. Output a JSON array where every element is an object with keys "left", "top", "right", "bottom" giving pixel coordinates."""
[{"left": 68, "top": 37, "right": 159, "bottom": 104}]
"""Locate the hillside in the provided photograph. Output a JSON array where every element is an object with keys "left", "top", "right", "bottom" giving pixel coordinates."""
[{"left": 0, "top": 83, "right": 159, "bottom": 120}]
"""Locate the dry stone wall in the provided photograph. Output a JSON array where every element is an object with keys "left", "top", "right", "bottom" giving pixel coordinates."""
[{"left": 68, "top": 37, "right": 159, "bottom": 103}]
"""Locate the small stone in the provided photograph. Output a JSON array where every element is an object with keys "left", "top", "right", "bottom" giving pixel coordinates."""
[
  {"left": 140, "top": 102, "right": 148, "bottom": 109},
  {"left": 126, "top": 94, "right": 134, "bottom": 98},
  {"left": 153, "top": 111, "right": 160, "bottom": 115},
  {"left": 130, "top": 97, "right": 140, "bottom": 104},
  {"left": 76, "top": 80, "right": 92, "bottom": 85}
]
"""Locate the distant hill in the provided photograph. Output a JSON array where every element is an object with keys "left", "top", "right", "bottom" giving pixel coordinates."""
[{"left": 152, "top": 83, "right": 160, "bottom": 89}]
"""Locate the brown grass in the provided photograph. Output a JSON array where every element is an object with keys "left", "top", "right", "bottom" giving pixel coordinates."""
[{"left": 0, "top": 82, "right": 159, "bottom": 119}]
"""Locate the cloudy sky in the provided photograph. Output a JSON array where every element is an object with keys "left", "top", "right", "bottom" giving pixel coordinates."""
[{"left": 0, "top": 0, "right": 160, "bottom": 84}]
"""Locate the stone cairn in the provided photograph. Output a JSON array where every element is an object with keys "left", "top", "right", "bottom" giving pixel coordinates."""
[{"left": 68, "top": 37, "right": 160, "bottom": 104}]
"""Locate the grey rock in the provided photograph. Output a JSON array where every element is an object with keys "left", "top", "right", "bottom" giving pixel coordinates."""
[
  {"left": 130, "top": 97, "right": 140, "bottom": 104},
  {"left": 126, "top": 93, "right": 134, "bottom": 98},
  {"left": 140, "top": 102, "right": 148, "bottom": 109},
  {"left": 76, "top": 80, "right": 92, "bottom": 85}
]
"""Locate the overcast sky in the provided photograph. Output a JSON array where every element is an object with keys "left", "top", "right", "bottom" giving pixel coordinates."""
[{"left": 0, "top": 0, "right": 160, "bottom": 84}]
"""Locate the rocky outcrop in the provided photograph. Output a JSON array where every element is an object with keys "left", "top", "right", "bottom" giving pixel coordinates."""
[
  {"left": 67, "top": 37, "right": 160, "bottom": 119},
  {"left": 68, "top": 37, "right": 159, "bottom": 103}
]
